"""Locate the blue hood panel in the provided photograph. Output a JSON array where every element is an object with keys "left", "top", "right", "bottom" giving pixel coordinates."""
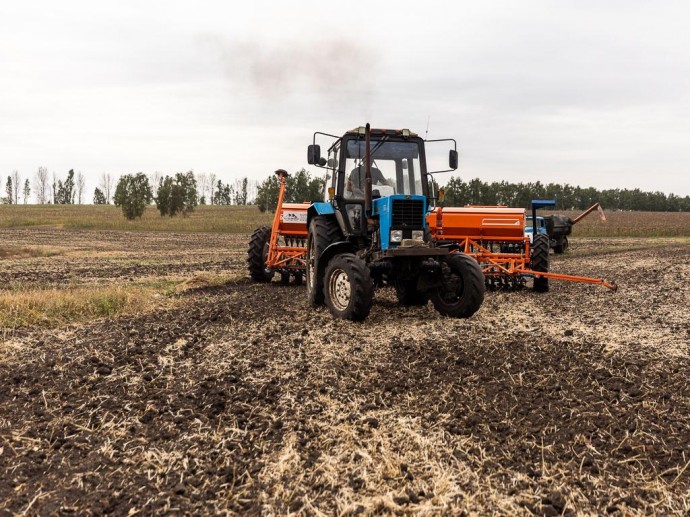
[{"left": 372, "top": 194, "right": 427, "bottom": 250}]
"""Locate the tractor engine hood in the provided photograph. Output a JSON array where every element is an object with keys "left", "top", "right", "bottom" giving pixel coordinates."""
[{"left": 372, "top": 194, "right": 427, "bottom": 250}]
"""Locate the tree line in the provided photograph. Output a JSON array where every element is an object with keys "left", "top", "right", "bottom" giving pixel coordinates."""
[
  {"left": 255, "top": 169, "right": 326, "bottom": 212},
  {"left": 254, "top": 171, "right": 690, "bottom": 213},
  {"left": 111, "top": 172, "right": 264, "bottom": 220},
  {"left": 4, "top": 167, "right": 689, "bottom": 214},
  {"left": 1, "top": 168, "right": 258, "bottom": 207},
  {"left": 1, "top": 168, "right": 87, "bottom": 205},
  {"left": 439, "top": 177, "right": 690, "bottom": 212}
]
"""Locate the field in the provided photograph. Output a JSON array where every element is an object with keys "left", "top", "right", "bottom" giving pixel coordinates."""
[
  {"left": 0, "top": 205, "right": 273, "bottom": 234},
  {"left": 1, "top": 207, "right": 689, "bottom": 515},
  {"left": 2, "top": 204, "right": 690, "bottom": 237}
]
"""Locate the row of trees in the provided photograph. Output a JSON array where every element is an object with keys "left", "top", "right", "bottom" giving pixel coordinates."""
[
  {"left": 1, "top": 168, "right": 256, "bottom": 206},
  {"left": 2, "top": 171, "right": 31, "bottom": 204},
  {"left": 5, "top": 167, "right": 690, "bottom": 213},
  {"left": 111, "top": 169, "right": 325, "bottom": 220},
  {"left": 112, "top": 170, "right": 326, "bottom": 220},
  {"left": 87, "top": 170, "right": 252, "bottom": 220},
  {"left": 439, "top": 177, "right": 690, "bottom": 212},
  {"left": 255, "top": 169, "right": 326, "bottom": 212},
  {"left": 2, "top": 168, "right": 93, "bottom": 205},
  {"left": 113, "top": 172, "right": 199, "bottom": 220},
  {"left": 253, "top": 172, "right": 690, "bottom": 213},
  {"left": 147, "top": 172, "right": 253, "bottom": 206}
]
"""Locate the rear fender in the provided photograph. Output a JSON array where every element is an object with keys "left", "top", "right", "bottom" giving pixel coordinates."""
[{"left": 307, "top": 203, "right": 336, "bottom": 229}]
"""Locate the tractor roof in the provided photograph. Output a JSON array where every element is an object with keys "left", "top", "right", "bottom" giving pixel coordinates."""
[{"left": 346, "top": 127, "right": 418, "bottom": 138}]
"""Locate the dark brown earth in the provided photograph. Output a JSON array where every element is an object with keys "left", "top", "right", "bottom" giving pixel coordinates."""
[{"left": 1, "top": 230, "right": 689, "bottom": 515}]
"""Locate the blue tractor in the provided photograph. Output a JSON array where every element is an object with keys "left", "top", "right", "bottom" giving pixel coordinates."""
[
  {"left": 523, "top": 200, "right": 555, "bottom": 292},
  {"left": 305, "top": 124, "right": 485, "bottom": 321}
]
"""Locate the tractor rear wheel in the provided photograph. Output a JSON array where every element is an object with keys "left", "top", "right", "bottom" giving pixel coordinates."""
[
  {"left": 247, "top": 226, "right": 273, "bottom": 282},
  {"left": 429, "top": 254, "right": 485, "bottom": 318},
  {"left": 395, "top": 277, "right": 428, "bottom": 306},
  {"left": 323, "top": 253, "right": 373, "bottom": 321},
  {"left": 306, "top": 216, "right": 342, "bottom": 306},
  {"left": 531, "top": 234, "right": 550, "bottom": 292}
]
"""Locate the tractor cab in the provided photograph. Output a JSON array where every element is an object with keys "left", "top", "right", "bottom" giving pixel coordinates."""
[
  {"left": 308, "top": 127, "right": 442, "bottom": 249},
  {"left": 525, "top": 199, "right": 556, "bottom": 244},
  {"left": 524, "top": 215, "right": 548, "bottom": 243}
]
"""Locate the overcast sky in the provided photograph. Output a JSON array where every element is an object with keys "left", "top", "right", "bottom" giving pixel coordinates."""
[{"left": 1, "top": 0, "right": 689, "bottom": 198}]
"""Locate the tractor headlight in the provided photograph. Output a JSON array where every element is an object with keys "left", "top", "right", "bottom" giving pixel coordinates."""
[
  {"left": 411, "top": 230, "right": 424, "bottom": 241},
  {"left": 390, "top": 230, "right": 403, "bottom": 243}
]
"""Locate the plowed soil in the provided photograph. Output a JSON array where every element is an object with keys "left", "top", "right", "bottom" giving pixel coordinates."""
[{"left": 1, "top": 229, "right": 689, "bottom": 515}]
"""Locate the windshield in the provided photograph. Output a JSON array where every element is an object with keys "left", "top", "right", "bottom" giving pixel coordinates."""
[
  {"left": 343, "top": 139, "right": 423, "bottom": 199},
  {"left": 525, "top": 216, "right": 545, "bottom": 228}
]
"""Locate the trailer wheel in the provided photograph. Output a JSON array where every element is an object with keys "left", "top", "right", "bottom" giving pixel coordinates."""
[
  {"left": 323, "top": 253, "right": 373, "bottom": 321},
  {"left": 531, "top": 234, "right": 550, "bottom": 292},
  {"left": 280, "top": 272, "right": 290, "bottom": 285},
  {"left": 395, "top": 277, "right": 428, "bottom": 306},
  {"left": 553, "top": 235, "right": 569, "bottom": 254},
  {"left": 306, "top": 216, "right": 342, "bottom": 306},
  {"left": 293, "top": 272, "right": 303, "bottom": 286},
  {"left": 430, "top": 254, "right": 484, "bottom": 318},
  {"left": 247, "top": 226, "right": 273, "bottom": 282}
]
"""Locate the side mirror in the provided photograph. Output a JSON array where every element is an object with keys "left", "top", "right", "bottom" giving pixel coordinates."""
[
  {"left": 308, "top": 145, "right": 321, "bottom": 165},
  {"left": 318, "top": 157, "right": 327, "bottom": 166},
  {"left": 327, "top": 157, "right": 337, "bottom": 168},
  {"left": 449, "top": 150, "right": 458, "bottom": 170}
]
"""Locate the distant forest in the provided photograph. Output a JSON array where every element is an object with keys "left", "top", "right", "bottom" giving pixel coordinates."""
[
  {"left": 256, "top": 171, "right": 690, "bottom": 212},
  {"left": 438, "top": 177, "right": 690, "bottom": 212},
  {"left": 5, "top": 166, "right": 688, "bottom": 212}
]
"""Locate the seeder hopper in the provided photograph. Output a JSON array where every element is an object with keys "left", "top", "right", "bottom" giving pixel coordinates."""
[{"left": 427, "top": 203, "right": 617, "bottom": 291}]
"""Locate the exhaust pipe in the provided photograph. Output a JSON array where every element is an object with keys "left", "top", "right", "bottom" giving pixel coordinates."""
[{"left": 364, "top": 122, "right": 372, "bottom": 216}]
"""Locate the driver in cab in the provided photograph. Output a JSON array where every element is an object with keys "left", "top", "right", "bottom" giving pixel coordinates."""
[{"left": 346, "top": 165, "right": 394, "bottom": 199}]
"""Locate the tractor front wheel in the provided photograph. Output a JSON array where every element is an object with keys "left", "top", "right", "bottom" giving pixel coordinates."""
[
  {"left": 247, "top": 226, "right": 273, "bottom": 282},
  {"left": 531, "top": 234, "right": 550, "bottom": 292},
  {"left": 306, "top": 216, "right": 342, "bottom": 306},
  {"left": 323, "top": 253, "right": 373, "bottom": 321},
  {"left": 429, "top": 254, "right": 485, "bottom": 318}
]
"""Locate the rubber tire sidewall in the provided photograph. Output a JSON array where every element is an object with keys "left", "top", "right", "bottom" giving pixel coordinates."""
[
  {"left": 306, "top": 216, "right": 342, "bottom": 306},
  {"left": 429, "top": 254, "right": 485, "bottom": 318},
  {"left": 247, "top": 226, "right": 273, "bottom": 282},
  {"left": 531, "top": 234, "right": 550, "bottom": 292},
  {"left": 323, "top": 253, "right": 373, "bottom": 321}
]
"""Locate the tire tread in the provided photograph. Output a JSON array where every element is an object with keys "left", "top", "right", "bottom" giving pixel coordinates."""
[{"left": 247, "top": 226, "right": 272, "bottom": 282}]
